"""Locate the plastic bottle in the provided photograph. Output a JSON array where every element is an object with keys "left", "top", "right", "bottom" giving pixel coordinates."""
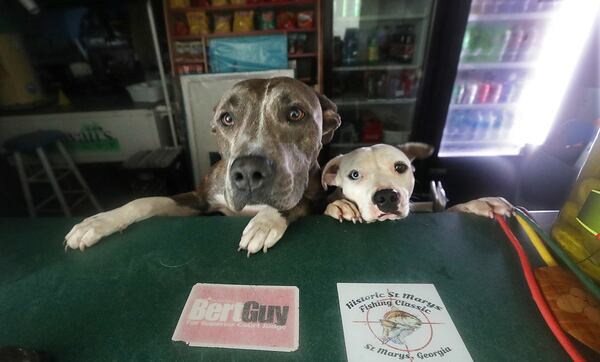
[
  {"left": 501, "top": 72, "right": 522, "bottom": 102},
  {"left": 460, "top": 26, "right": 473, "bottom": 61},
  {"left": 452, "top": 81, "right": 466, "bottom": 104},
  {"left": 368, "top": 34, "right": 379, "bottom": 64},
  {"left": 502, "top": 25, "right": 525, "bottom": 62},
  {"left": 490, "top": 110, "right": 503, "bottom": 140},
  {"left": 497, "top": 26, "right": 513, "bottom": 61},
  {"left": 473, "top": 110, "right": 491, "bottom": 140},
  {"left": 552, "top": 131, "right": 600, "bottom": 282},
  {"left": 476, "top": 80, "right": 491, "bottom": 103},
  {"left": 400, "top": 25, "right": 415, "bottom": 64},
  {"left": 518, "top": 25, "right": 539, "bottom": 61},
  {"left": 464, "top": 80, "right": 479, "bottom": 104},
  {"left": 488, "top": 78, "right": 503, "bottom": 103}
]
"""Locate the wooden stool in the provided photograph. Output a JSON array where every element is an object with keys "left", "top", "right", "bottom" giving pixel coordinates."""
[{"left": 3, "top": 130, "right": 101, "bottom": 217}]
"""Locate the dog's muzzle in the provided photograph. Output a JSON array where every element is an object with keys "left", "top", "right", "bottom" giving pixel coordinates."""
[
  {"left": 229, "top": 155, "right": 275, "bottom": 210},
  {"left": 372, "top": 189, "right": 400, "bottom": 214}
]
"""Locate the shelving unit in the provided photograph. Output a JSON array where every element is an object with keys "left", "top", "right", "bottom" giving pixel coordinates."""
[{"left": 163, "top": 0, "right": 323, "bottom": 91}]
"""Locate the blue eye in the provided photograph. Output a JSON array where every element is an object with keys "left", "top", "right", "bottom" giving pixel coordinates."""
[
  {"left": 288, "top": 107, "right": 305, "bottom": 121},
  {"left": 348, "top": 170, "right": 360, "bottom": 180}
]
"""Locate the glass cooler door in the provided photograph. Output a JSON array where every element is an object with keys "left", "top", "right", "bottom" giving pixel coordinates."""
[
  {"left": 328, "top": 0, "right": 436, "bottom": 152},
  {"left": 439, "top": 0, "right": 600, "bottom": 157}
]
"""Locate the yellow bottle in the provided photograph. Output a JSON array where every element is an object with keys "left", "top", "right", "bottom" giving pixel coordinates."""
[{"left": 552, "top": 131, "right": 600, "bottom": 282}]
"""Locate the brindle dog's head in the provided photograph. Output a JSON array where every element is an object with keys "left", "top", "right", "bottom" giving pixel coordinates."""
[{"left": 211, "top": 77, "right": 341, "bottom": 211}]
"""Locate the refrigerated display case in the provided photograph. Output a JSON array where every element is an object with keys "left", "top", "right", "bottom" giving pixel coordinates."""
[
  {"left": 438, "top": 0, "right": 600, "bottom": 157},
  {"left": 324, "top": 0, "right": 437, "bottom": 153}
]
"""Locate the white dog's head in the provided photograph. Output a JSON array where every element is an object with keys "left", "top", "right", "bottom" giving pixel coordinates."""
[{"left": 321, "top": 143, "right": 434, "bottom": 222}]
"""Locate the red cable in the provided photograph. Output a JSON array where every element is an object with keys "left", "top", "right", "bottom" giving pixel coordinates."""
[{"left": 495, "top": 215, "right": 585, "bottom": 362}]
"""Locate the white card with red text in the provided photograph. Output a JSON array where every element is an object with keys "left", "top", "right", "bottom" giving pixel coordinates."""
[
  {"left": 172, "top": 283, "right": 299, "bottom": 351},
  {"left": 337, "top": 283, "right": 472, "bottom": 362}
]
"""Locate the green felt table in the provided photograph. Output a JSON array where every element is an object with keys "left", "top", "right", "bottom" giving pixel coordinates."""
[{"left": 0, "top": 214, "right": 586, "bottom": 361}]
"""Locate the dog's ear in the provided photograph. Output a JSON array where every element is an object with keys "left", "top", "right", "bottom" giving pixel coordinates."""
[
  {"left": 321, "top": 154, "right": 344, "bottom": 190},
  {"left": 317, "top": 93, "right": 341, "bottom": 145},
  {"left": 397, "top": 142, "right": 435, "bottom": 161}
]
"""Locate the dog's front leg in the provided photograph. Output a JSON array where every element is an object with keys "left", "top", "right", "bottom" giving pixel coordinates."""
[
  {"left": 65, "top": 194, "right": 200, "bottom": 251},
  {"left": 447, "top": 197, "right": 514, "bottom": 218},
  {"left": 238, "top": 197, "right": 314, "bottom": 256}
]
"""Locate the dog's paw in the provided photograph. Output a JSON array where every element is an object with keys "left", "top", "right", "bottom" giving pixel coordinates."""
[
  {"left": 238, "top": 207, "right": 287, "bottom": 256},
  {"left": 324, "top": 199, "right": 363, "bottom": 223},
  {"left": 64, "top": 210, "right": 124, "bottom": 251},
  {"left": 448, "top": 197, "right": 514, "bottom": 219}
]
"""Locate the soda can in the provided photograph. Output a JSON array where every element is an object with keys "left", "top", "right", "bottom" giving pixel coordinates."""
[
  {"left": 477, "top": 81, "right": 491, "bottom": 103},
  {"left": 488, "top": 81, "right": 503, "bottom": 103},
  {"left": 452, "top": 82, "right": 466, "bottom": 104},
  {"left": 464, "top": 81, "right": 479, "bottom": 104}
]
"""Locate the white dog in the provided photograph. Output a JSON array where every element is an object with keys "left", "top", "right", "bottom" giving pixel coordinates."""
[{"left": 322, "top": 143, "right": 513, "bottom": 222}]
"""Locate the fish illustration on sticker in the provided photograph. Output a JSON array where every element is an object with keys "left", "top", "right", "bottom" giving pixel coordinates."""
[{"left": 379, "top": 308, "right": 422, "bottom": 344}]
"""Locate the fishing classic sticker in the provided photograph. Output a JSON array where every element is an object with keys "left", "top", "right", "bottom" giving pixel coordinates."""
[
  {"left": 172, "top": 284, "right": 299, "bottom": 351},
  {"left": 337, "top": 283, "right": 472, "bottom": 362}
]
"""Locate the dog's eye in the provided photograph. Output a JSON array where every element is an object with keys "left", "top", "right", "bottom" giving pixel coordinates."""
[
  {"left": 348, "top": 170, "right": 360, "bottom": 180},
  {"left": 395, "top": 162, "right": 408, "bottom": 174},
  {"left": 288, "top": 107, "right": 305, "bottom": 122},
  {"left": 220, "top": 112, "right": 234, "bottom": 126}
]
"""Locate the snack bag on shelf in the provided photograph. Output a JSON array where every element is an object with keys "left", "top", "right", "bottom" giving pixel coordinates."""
[
  {"left": 214, "top": 14, "right": 232, "bottom": 33},
  {"left": 297, "top": 10, "right": 314, "bottom": 29},
  {"left": 174, "top": 20, "right": 190, "bottom": 36},
  {"left": 211, "top": 0, "right": 229, "bottom": 6},
  {"left": 233, "top": 11, "right": 254, "bottom": 32},
  {"left": 170, "top": 0, "right": 190, "bottom": 8},
  {"left": 186, "top": 11, "right": 209, "bottom": 35},
  {"left": 276, "top": 11, "right": 296, "bottom": 29},
  {"left": 258, "top": 10, "right": 275, "bottom": 30}
]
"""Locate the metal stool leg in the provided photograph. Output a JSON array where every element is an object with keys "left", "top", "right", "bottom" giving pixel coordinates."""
[
  {"left": 56, "top": 141, "right": 102, "bottom": 212},
  {"left": 36, "top": 146, "right": 71, "bottom": 217},
  {"left": 14, "top": 152, "right": 36, "bottom": 217}
]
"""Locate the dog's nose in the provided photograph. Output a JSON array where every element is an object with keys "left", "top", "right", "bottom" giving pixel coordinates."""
[
  {"left": 230, "top": 156, "right": 274, "bottom": 192},
  {"left": 372, "top": 189, "right": 400, "bottom": 213}
]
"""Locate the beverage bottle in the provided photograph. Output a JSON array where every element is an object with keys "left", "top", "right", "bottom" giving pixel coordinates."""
[
  {"left": 452, "top": 81, "right": 466, "bottom": 104},
  {"left": 464, "top": 80, "right": 479, "bottom": 104},
  {"left": 473, "top": 111, "right": 491, "bottom": 140},
  {"left": 485, "top": 25, "right": 504, "bottom": 61},
  {"left": 503, "top": 72, "right": 522, "bottom": 102},
  {"left": 518, "top": 26, "right": 539, "bottom": 61},
  {"left": 497, "top": 26, "right": 513, "bottom": 61},
  {"left": 552, "top": 131, "right": 600, "bottom": 282},
  {"left": 502, "top": 25, "right": 525, "bottom": 62},
  {"left": 368, "top": 34, "right": 379, "bottom": 64},
  {"left": 401, "top": 25, "right": 415, "bottom": 64},
  {"left": 490, "top": 110, "right": 503, "bottom": 140},
  {"left": 475, "top": 26, "right": 492, "bottom": 62},
  {"left": 489, "top": 79, "right": 503, "bottom": 103},
  {"left": 389, "top": 25, "right": 405, "bottom": 62},
  {"left": 498, "top": 110, "right": 514, "bottom": 140},
  {"left": 446, "top": 111, "right": 460, "bottom": 141},
  {"left": 477, "top": 80, "right": 491, "bottom": 103},
  {"left": 460, "top": 26, "right": 473, "bottom": 61},
  {"left": 342, "top": 28, "right": 359, "bottom": 65},
  {"left": 462, "top": 111, "right": 476, "bottom": 141},
  {"left": 377, "top": 26, "right": 390, "bottom": 61}
]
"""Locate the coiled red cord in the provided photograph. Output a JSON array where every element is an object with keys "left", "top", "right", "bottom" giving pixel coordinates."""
[{"left": 495, "top": 215, "right": 585, "bottom": 362}]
